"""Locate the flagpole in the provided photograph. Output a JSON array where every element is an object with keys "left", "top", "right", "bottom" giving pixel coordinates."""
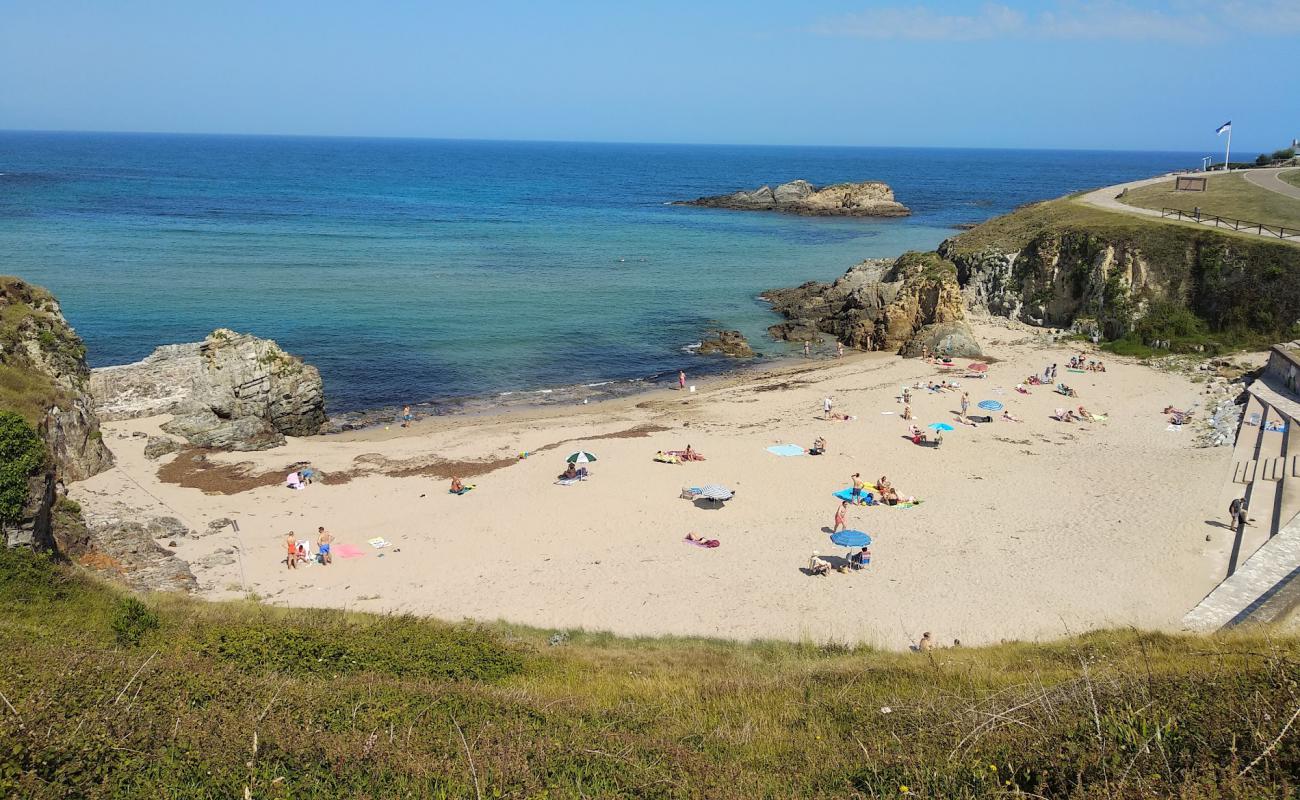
[{"left": 1224, "top": 126, "right": 1232, "bottom": 171}]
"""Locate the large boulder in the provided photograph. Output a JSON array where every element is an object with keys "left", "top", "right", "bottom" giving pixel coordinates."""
[
  {"left": 763, "top": 252, "right": 979, "bottom": 356},
  {"left": 91, "top": 329, "right": 326, "bottom": 451},
  {"left": 677, "top": 180, "right": 910, "bottom": 217}
]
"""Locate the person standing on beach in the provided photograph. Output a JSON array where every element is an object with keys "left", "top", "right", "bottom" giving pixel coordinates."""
[
  {"left": 317, "top": 526, "right": 333, "bottom": 565},
  {"left": 284, "top": 532, "right": 297, "bottom": 570},
  {"left": 823, "top": 396, "right": 833, "bottom": 418},
  {"left": 850, "top": 473, "right": 865, "bottom": 503},
  {"left": 401, "top": 405, "right": 412, "bottom": 428},
  {"left": 804, "top": 340, "right": 811, "bottom": 358},
  {"left": 836, "top": 341, "right": 844, "bottom": 358},
  {"left": 1229, "top": 498, "right": 1249, "bottom": 534},
  {"left": 678, "top": 370, "right": 686, "bottom": 390},
  {"left": 959, "top": 392, "right": 970, "bottom": 420},
  {"left": 833, "top": 501, "right": 850, "bottom": 532}
]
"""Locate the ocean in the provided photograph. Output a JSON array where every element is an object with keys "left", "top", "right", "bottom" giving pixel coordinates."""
[{"left": 0, "top": 132, "right": 1196, "bottom": 414}]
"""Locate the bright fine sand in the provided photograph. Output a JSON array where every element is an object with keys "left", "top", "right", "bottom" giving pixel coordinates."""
[{"left": 73, "top": 321, "right": 1238, "bottom": 650}]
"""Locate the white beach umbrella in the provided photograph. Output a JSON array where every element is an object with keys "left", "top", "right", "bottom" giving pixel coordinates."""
[{"left": 698, "top": 484, "right": 734, "bottom": 501}]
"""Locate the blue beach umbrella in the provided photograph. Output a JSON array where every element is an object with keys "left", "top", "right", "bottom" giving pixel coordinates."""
[
  {"left": 928, "top": 422, "right": 955, "bottom": 432},
  {"left": 830, "top": 530, "right": 872, "bottom": 547},
  {"left": 978, "top": 400, "right": 1003, "bottom": 411}
]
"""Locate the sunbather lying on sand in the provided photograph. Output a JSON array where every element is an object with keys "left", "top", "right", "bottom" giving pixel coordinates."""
[
  {"left": 954, "top": 416, "right": 978, "bottom": 428},
  {"left": 1077, "top": 406, "right": 1106, "bottom": 423},
  {"left": 1001, "top": 410, "right": 1023, "bottom": 422},
  {"left": 1015, "top": 384, "right": 1031, "bottom": 394},
  {"left": 826, "top": 412, "right": 855, "bottom": 422},
  {"left": 1052, "top": 408, "right": 1080, "bottom": 423}
]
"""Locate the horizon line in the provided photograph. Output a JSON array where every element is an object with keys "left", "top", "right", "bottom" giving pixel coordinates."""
[{"left": 0, "top": 127, "right": 1222, "bottom": 156}]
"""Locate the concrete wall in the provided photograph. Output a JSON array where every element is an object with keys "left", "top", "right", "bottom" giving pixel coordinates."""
[{"left": 1265, "top": 345, "right": 1300, "bottom": 396}]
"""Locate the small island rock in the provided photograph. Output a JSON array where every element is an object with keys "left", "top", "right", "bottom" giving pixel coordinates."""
[{"left": 677, "top": 180, "right": 910, "bottom": 217}]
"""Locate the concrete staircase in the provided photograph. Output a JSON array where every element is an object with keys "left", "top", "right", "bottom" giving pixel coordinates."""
[{"left": 1183, "top": 513, "right": 1300, "bottom": 630}]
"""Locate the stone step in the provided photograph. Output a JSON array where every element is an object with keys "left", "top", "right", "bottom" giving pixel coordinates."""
[
  {"left": 1232, "top": 456, "right": 1294, "bottom": 484},
  {"left": 1183, "top": 514, "right": 1300, "bottom": 631}
]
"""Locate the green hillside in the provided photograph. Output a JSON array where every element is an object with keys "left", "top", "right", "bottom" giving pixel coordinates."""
[{"left": 2, "top": 549, "right": 1297, "bottom": 798}]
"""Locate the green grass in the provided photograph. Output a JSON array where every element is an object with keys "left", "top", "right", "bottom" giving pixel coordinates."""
[
  {"left": 1119, "top": 172, "right": 1300, "bottom": 230},
  {"left": 2, "top": 548, "right": 1298, "bottom": 798},
  {"left": 1282, "top": 169, "right": 1300, "bottom": 191}
]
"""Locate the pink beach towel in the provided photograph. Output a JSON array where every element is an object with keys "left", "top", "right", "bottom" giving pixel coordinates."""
[
  {"left": 684, "top": 537, "right": 720, "bottom": 548},
  {"left": 334, "top": 544, "right": 367, "bottom": 559}
]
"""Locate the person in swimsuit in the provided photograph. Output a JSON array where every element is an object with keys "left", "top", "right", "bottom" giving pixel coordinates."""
[
  {"left": 450, "top": 476, "right": 464, "bottom": 493},
  {"left": 317, "top": 526, "right": 333, "bottom": 565},
  {"left": 401, "top": 405, "right": 412, "bottom": 428},
  {"left": 850, "top": 473, "right": 864, "bottom": 503},
  {"left": 833, "top": 501, "right": 849, "bottom": 532},
  {"left": 285, "top": 532, "right": 297, "bottom": 570},
  {"left": 678, "top": 370, "right": 686, "bottom": 390}
]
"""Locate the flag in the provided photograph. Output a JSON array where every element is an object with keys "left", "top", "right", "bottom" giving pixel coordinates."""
[{"left": 1216, "top": 121, "right": 1232, "bottom": 136}]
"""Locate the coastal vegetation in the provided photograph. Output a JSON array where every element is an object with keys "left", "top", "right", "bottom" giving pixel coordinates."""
[
  {"left": 941, "top": 197, "right": 1300, "bottom": 348},
  {"left": 2, "top": 548, "right": 1297, "bottom": 798},
  {"left": 1118, "top": 172, "right": 1300, "bottom": 230},
  {"left": 0, "top": 411, "right": 46, "bottom": 524},
  {"left": 1283, "top": 170, "right": 1300, "bottom": 191}
]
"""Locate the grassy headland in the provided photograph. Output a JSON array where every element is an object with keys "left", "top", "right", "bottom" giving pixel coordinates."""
[
  {"left": 1282, "top": 169, "right": 1300, "bottom": 191},
  {"left": 1119, "top": 173, "right": 1300, "bottom": 230},
  {"left": 2, "top": 548, "right": 1297, "bottom": 798}
]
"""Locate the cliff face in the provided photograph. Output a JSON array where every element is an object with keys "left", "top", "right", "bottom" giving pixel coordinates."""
[
  {"left": 1, "top": 277, "right": 114, "bottom": 551},
  {"left": 91, "top": 329, "right": 326, "bottom": 450},
  {"left": 940, "top": 201, "right": 1300, "bottom": 340},
  {"left": 763, "top": 252, "right": 980, "bottom": 357},
  {"left": 677, "top": 180, "right": 911, "bottom": 217}
]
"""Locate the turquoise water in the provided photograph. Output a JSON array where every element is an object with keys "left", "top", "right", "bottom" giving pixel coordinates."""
[{"left": 0, "top": 133, "right": 1196, "bottom": 412}]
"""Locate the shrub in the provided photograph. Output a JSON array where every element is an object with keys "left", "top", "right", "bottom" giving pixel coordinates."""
[
  {"left": 0, "top": 410, "right": 46, "bottom": 524},
  {"left": 1271, "top": 148, "right": 1295, "bottom": 161},
  {"left": 110, "top": 597, "right": 160, "bottom": 646}
]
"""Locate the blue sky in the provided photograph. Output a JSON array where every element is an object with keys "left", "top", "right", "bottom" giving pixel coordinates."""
[{"left": 1, "top": 1, "right": 1295, "bottom": 151}]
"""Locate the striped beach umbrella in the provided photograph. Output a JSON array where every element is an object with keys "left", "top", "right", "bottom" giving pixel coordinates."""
[
  {"left": 968, "top": 362, "right": 989, "bottom": 372},
  {"left": 977, "top": 400, "right": 1003, "bottom": 411},
  {"left": 566, "top": 451, "right": 597, "bottom": 464},
  {"left": 698, "top": 484, "right": 734, "bottom": 501}
]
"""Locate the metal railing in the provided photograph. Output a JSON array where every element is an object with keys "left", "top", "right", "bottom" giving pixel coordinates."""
[{"left": 1161, "top": 208, "right": 1300, "bottom": 240}]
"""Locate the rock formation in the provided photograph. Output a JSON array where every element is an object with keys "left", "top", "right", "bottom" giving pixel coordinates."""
[
  {"left": 1, "top": 277, "right": 114, "bottom": 551},
  {"left": 696, "top": 330, "right": 755, "bottom": 358},
  {"left": 677, "top": 180, "right": 910, "bottom": 217},
  {"left": 91, "top": 329, "right": 326, "bottom": 451},
  {"left": 939, "top": 199, "right": 1300, "bottom": 342},
  {"left": 763, "top": 252, "right": 981, "bottom": 357}
]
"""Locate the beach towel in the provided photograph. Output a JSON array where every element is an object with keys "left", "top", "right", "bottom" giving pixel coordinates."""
[
  {"left": 684, "top": 536, "right": 720, "bottom": 548},
  {"left": 766, "top": 444, "right": 806, "bottom": 457},
  {"left": 449, "top": 485, "right": 475, "bottom": 495},
  {"left": 654, "top": 454, "right": 682, "bottom": 464},
  {"left": 834, "top": 488, "right": 874, "bottom": 505},
  {"left": 368, "top": 537, "right": 391, "bottom": 549},
  {"left": 1068, "top": 368, "right": 1086, "bottom": 373},
  {"left": 1265, "top": 421, "right": 1288, "bottom": 432},
  {"left": 555, "top": 478, "right": 581, "bottom": 485},
  {"left": 334, "top": 544, "right": 366, "bottom": 559}
]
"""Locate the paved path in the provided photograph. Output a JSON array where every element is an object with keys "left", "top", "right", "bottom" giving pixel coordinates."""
[
  {"left": 1242, "top": 167, "right": 1300, "bottom": 201},
  {"left": 1076, "top": 172, "right": 1300, "bottom": 244}
]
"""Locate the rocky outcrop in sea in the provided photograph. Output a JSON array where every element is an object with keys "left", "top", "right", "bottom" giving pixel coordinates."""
[
  {"left": 762, "top": 252, "right": 981, "bottom": 357},
  {"left": 91, "top": 329, "right": 326, "bottom": 451},
  {"left": 1, "top": 277, "right": 114, "bottom": 550},
  {"left": 697, "top": 330, "right": 755, "bottom": 358},
  {"left": 676, "top": 179, "right": 910, "bottom": 217}
]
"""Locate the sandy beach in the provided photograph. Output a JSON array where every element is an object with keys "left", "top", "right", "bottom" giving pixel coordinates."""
[{"left": 71, "top": 320, "right": 1240, "bottom": 649}]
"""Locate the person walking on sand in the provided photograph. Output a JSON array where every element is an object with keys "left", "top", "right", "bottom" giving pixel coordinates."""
[
  {"left": 959, "top": 391, "right": 970, "bottom": 420},
  {"left": 823, "top": 396, "right": 833, "bottom": 418},
  {"left": 804, "top": 340, "right": 811, "bottom": 358},
  {"left": 836, "top": 341, "right": 844, "bottom": 358},
  {"left": 678, "top": 370, "right": 686, "bottom": 390},
  {"left": 401, "top": 405, "right": 412, "bottom": 428},
  {"left": 833, "top": 500, "right": 850, "bottom": 532},
  {"left": 284, "top": 532, "right": 297, "bottom": 570},
  {"left": 317, "top": 526, "right": 333, "bottom": 565}
]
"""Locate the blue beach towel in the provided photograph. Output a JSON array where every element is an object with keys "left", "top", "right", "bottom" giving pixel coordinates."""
[
  {"left": 834, "top": 488, "right": 875, "bottom": 505},
  {"left": 766, "top": 444, "right": 806, "bottom": 457}
]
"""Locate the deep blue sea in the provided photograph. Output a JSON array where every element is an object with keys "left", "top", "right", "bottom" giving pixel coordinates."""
[{"left": 0, "top": 132, "right": 1197, "bottom": 413}]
